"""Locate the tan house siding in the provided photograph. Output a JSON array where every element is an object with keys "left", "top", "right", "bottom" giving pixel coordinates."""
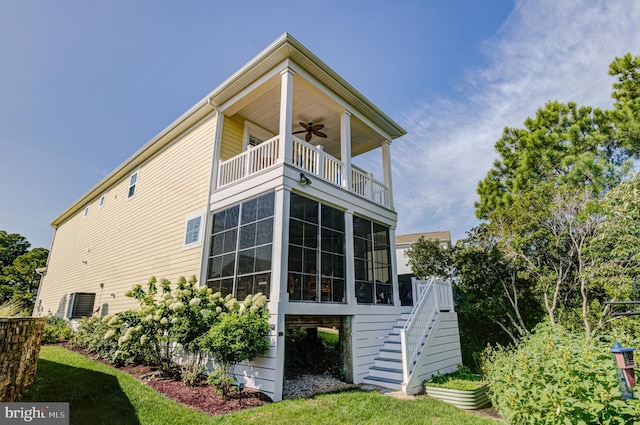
[
  {"left": 220, "top": 114, "right": 244, "bottom": 160},
  {"left": 36, "top": 113, "right": 217, "bottom": 317}
]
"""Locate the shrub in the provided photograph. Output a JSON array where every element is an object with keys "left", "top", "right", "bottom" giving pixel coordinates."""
[
  {"left": 425, "top": 365, "right": 485, "bottom": 390},
  {"left": 70, "top": 316, "right": 119, "bottom": 361},
  {"left": 485, "top": 323, "right": 640, "bottom": 425},
  {"left": 42, "top": 316, "right": 73, "bottom": 344},
  {"left": 201, "top": 293, "right": 270, "bottom": 397}
]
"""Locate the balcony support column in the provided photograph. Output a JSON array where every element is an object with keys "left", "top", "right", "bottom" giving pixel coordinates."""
[
  {"left": 340, "top": 110, "right": 352, "bottom": 190},
  {"left": 278, "top": 68, "right": 295, "bottom": 165},
  {"left": 381, "top": 140, "right": 393, "bottom": 208}
]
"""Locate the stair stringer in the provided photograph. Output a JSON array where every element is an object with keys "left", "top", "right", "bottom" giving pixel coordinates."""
[{"left": 402, "top": 311, "right": 463, "bottom": 395}]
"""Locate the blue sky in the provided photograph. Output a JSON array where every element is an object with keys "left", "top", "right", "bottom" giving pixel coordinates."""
[{"left": 1, "top": 0, "right": 639, "bottom": 249}]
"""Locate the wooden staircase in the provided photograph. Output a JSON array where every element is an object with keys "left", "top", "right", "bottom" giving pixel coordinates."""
[{"left": 363, "top": 277, "right": 457, "bottom": 393}]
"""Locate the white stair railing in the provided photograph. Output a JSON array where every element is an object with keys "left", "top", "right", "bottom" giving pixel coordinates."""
[{"left": 399, "top": 277, "right": 454, "bottom": 382}]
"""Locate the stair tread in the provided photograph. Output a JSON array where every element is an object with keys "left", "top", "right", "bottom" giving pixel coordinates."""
[
  {"left": 369, "top": 366, "right": 403, "bottom": 373},
  {"left": 380, "top": 348, "right": 401, "bottom": 353},
  {"left": 375, "top": 357, "right": 402, "bottom": 363},
  {"left": 364, "top": 376, "right": 403, "bottom": 385}
]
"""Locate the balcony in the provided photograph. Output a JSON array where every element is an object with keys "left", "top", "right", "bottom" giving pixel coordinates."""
[{"left": 217, "top": 135, "right": 391, "bottom": 208}]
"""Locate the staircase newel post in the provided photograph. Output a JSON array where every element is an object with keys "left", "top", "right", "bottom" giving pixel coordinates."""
[{"left": 400, "top": 329, "right": 410, "bottom": 383}]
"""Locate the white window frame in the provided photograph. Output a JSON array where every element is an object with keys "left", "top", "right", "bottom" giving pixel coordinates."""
[
  {"left": 243, "top": 121, "right": 274, "bottom": 150},
  {"left": 127, "top": 169, "right": 139, "bottom": 199},
  {"left": 99, "top": 193, "right": 106, "bottom": 208},
  {"left": 183, "top": 210, "right": 205, "bottom": 249},
  {"left": 83, "top": 204, "right": 89, "bottom": 218}
]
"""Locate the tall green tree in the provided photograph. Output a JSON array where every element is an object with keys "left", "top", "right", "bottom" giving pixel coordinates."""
[
  {"left": 0, "top": 247, "right": 48, "bottom": 307},
  {"left": 609, "top": 53, "right": 640, "bottom": 153},
  {"left": 475, "top": 101, "right": 630, "bottom": 219},
  {"left": 0, "top": 231, "right": 30, "bottom": 269}
]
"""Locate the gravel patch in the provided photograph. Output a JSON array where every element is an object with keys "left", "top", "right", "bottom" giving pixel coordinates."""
[{"left": 283, "top": 374, "right": 358, "bottom": 399}]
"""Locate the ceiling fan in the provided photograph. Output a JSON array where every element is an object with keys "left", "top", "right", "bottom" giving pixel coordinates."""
[{"left": 293, "top": 122, "right": 327, "bottom": 142}]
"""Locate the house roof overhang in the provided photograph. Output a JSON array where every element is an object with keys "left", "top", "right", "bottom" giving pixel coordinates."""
[{"left": 51, "top": 33, "right": 406, "bottom": 227}]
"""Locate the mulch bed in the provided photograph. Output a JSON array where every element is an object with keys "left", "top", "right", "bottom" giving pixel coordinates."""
[{"left": 51, "top": 342, "right": 271, "bottom": 416}]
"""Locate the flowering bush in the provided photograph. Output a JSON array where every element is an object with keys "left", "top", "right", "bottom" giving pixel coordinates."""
[{"left": 201, "top": 292, "right": 270, "bottom": 397}]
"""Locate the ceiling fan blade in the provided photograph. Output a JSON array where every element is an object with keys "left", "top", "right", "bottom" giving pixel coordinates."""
[
  {"left": 299, "top": 122, "right": 311, "bottom": 130},
  {"left": 305, "top": 132, "right": 312, "bottom": 142},
  {"left": 312, "top": 124, "right": 324, "bottom": 131},
  {"left": 314, "top": 130, "right": 328, "bottom": 138},
  {"left": 292, "top": 130, "right": 307, "bottom": 134}
]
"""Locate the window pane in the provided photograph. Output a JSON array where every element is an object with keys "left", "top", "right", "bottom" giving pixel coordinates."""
[
  {"left": 225, "top": 205, "right": 239, "bottom": 229},
  {"left": 221, "top": 253, "right": 236, "bottom": 277},
  {"left": 321, "top": 228, "right": 344, "bottom": 253},
  {"left": 303, "top": 248, "right": 317, "bottom": 274},
  {"left": 241, "top": 198, "right": 257, "bottom": 224},
  {"left": 211, "top": 234, "right": 223, "bottom": 256},
  {"left": 237, "top": 276, "right": 253, "bottom": 301},
  {"left": 289, "top": 220, "right": 304, "bottom": 246},
  {"left": 255, "top": 273, "right": 270, "bottom": 297},
  {"left": 354, "top": 237, "right": 371, "bottom": 259},
  {"left": 303, "top": 275, "right": 317, "bottom": 301},
  {"left": 373, "top": 246, "right": 390, "bottom": 264},
  {"left": 222, "top": 229, "right": 237, "bottom": 253},
  {"left": 375, "top": 263, "right": 391, "bottom": 284},
  {"left": 240, "top": 223, "right": 256, "bottom": 249},
  {"left": 220, "top": 278, "right": 234, "bottom": 298},
  {"left": 332, "top": 279, "right": 345, "bottom": 303},
  {"left": 303, "top": 223, "right": 318, "bottom": 248},
  {"left": 355, "top": 259, "right": 371, "bottom": 281},
  {"left": 288, "top": 245, "right": 303, "bottom": 272},
  {"left": 288, "top": 273, "right": 302, "bottom": 300},
  {"left": 373, "top": 223, "right": 390, "bottom": 246},
  {"left": 353, "top": 216, "right": 371, "bottom": 238},
  {"left": 376, "top": 283, "right": 393, "bottom": 304},
  {"left": 356, "top": 282, "right": 373, "bottom": 304},
  {"left": 212, "top": 211, "right": 226, "bottom": 233},
  {"left": 322, "top": 205, "right": 344, "bottom": 231},
  {"left": 185, "top": 217, "right": 201, "bottom": 245},
  {"left": 256, "top": 218, "right": 273, "bottom": 245},
  {"left": 238, "top": 248, "right": 255, "bottom": 275},
  {"left": 255, "top": 245, "right": 272, "bottom": 272},
  {"left": 290, "top": 194, "right": 305, "bottom": 220},
  {"left": 208, "top": 256, "right": 222, "bottom": 279},
  {"left": 257, "top": 192, "right": 275, "bottom": 220}
]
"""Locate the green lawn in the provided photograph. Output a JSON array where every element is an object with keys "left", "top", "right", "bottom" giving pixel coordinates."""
[{"left": 21, "top": 346, "right": 498, "bottom": 425}]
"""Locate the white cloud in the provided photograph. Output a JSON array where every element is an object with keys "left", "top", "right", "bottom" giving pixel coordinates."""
[{"left": 392, "top": 0, "right": 640, "bottom": 242}]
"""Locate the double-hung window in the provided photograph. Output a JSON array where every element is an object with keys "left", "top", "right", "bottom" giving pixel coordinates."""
[
  {"left": 128, "top": 170, "right": 139, "bottom": 199},
  {"left": 184, "top": 211, "right": 204, "bottom": 248}
]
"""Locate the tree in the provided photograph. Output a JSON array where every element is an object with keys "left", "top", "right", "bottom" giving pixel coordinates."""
[
  {"left": 405, "top": 237, "right": 454, "bottom": 280},
  {"left": 609, "top": 53, "right": 640, "bottom": 154},
  {"left": 0, "top": 247, "right": 49, "bottom": 306},
  {"left": 0, "top": 231, "right": 30, "bottom": 269},
  {"left": 475, "top": 101, "right": 630, "bottom": 219}
]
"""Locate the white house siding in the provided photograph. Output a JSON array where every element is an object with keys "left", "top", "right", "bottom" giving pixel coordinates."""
[
  {"left": 352, "top": 307, "right": 411, "bottom": 384},
  {"left": 35, "top": 113, "right": 217, "bottom": 318},
  {"left": 404, "top": 312, "right": 462, "bottom": 395}
]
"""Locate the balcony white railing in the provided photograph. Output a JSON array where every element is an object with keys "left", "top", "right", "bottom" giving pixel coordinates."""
[
  {"left": 217, "top": 134, "right": 390, "bottom": 208},
  {"left": 399, "top": 277, "right": 454, "bottom": 382},
  {"left": 218, "top": 136, "right": 280, "bottom": 187},
  {"left": 352, "top": 166, "right": 389, "bottom": 207},
  {"left": 292, "top": 136, "right": 344, "bottom": 186}
]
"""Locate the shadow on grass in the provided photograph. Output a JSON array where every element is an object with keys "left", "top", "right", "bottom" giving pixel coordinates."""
[{"left": 19, "top": 359, "right": 140, "bottom": 425}]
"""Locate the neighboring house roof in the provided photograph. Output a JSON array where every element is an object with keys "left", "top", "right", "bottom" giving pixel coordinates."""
[
  {"left": 395, "top": 231, "right": 452, "bottom": 247},
  {"left": 51, "top": 33, "right": 407, "bottom": 227}
]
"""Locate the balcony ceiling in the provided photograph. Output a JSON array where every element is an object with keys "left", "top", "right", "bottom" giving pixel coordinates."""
[{"left": 231, "top": 74, "right": 386, "bottom": 158}]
